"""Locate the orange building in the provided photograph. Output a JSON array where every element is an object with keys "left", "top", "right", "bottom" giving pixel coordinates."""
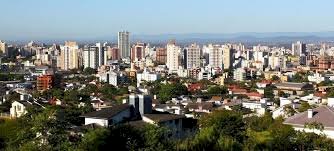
[
  {"left": 318, "top": 57, "right": 334, "bottom": 70},
  {"left": 37, "top": 75, "right": 53, "bottom": 91}
]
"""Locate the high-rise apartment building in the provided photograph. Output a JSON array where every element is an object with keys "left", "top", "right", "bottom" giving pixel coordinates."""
[
  {"left": 292, "top": 41, "right": 306, "bottom": 56},
  {"left": 83, "top": 45, "right": 99, "bottom": 69},
  {"left": 208, "top": 44, "right": 223, "bottom": 69},
  {"left": 166, "top": 41, "right": 181, "bottom": 72},
  {"left": 222, "top": 45, "right": 233, "bottom": 70},
  {"left": 58, "top": 41, "right": 79, "bottom": 70},
  {"left": 108, "top": 47, "right": 120, "bottom": 61},
  {"left": 185, "top": 43, "right": 201, "bottom": 69},
  {"left": 155, "top": 48, "right": 167, "bottom": 65},
  {"left": 118, "top": 31, "right": 130, "bottom": 58},
  {"left": 95, "top": 42, "right": 107, "bottom": 66},
  {"left": 131, "top": 42, "right": 146, "bottom": 62}
]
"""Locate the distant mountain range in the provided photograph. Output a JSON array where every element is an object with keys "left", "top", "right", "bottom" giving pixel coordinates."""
[
  {"left": 6, "top": 32, "right": 334, "bottom": 44},
  {"left": 128, "top": 32, "right": 334, "bottom": 43}
]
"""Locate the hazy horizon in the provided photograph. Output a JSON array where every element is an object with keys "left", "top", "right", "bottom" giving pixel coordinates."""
[{"left": 1, "top": 0, "right": 334, "bottom": 40}]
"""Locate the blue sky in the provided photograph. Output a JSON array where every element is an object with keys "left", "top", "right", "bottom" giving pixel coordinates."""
[{"left": 1, "top": 0, "right": 334, "bottom": 39}]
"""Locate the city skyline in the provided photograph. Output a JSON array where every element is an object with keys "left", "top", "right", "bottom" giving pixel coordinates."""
[{"left": 1, "top": 0, "right": 334, "bottom": 40}]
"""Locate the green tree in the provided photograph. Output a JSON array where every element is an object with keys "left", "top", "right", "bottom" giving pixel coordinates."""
[
  {"left": 9, "top": 107, "right": 72, "bottom": 150},
  {"left": 83, "top": 67, "right": 97, "bottom": 75},
  {"left": 199, "top": 110, "right": 245, "bottom": 141},
  {"left": 283, "top": 105, "right": 296, "bottom": 116},
  {"left": 100, "top": 84, "right": 118, "bottom": 100},
  {"left": 206, "top": 86, "right": 228, "bottom": 96},
  {"left": 78, "top": 128, "right": 111, "bottom": 151},
  {"left": 291, "top": 72, "right": 308, "bottom": 83},
  {"left": 244, "top": 112, "right": 274, "bottom": 132},
  {"left": 179, "top": 110, "right": 245, "bottom": 150},
  {"left": 298, "top": 102, "right": 312, "bottom": 112},
  {"left": 80, "top": 84, "right": 99, "bottom": 96},
  {"left": 268, "top": 117, "right": 296, "bottom": 150},
  {"left": 157, "top": 83, "right": 188, "bottom": 103},
  {"left": 271, "top": 75, "right": 280, "bottom": 81},
  {"left": 139, "top": 124, "right": 174, "bottom": 150},
  {"left": 264, "top": 85, "right": 275, "bottom": 99}
]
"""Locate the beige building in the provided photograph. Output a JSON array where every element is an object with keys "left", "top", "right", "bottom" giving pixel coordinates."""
[
  {"left": 57, "top": 41, "right": 79, "bottom": 70},
  {"left": 0, "top": 40, "right": 8, "bottom": 55},
  {"left": 222, "top": 45, "right": 233, "bottom": 70},
  {"left": 185, "top": 43, "right": 201, "bottom": 69},
  {"left": 208, "top": 44, "right": 223, "bottom": 69},
  {"left": 166, "top": 41, "right": 181, "bottom": 72}
]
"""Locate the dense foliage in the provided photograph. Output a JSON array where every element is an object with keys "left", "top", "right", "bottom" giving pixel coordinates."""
[
  {"left": 2, "top": 107, "right": 333, "bottom": 151},
  {"left": 157, "top": 83, "right": 188, "bottom": 103}
]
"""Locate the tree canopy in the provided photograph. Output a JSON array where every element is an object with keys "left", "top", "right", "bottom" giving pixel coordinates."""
[{"left": 157, "top": 83, "right": 188, "bottom": 103}]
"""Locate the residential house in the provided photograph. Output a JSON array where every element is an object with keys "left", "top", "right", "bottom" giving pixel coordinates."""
[
  {"left": 242, "top": 99, "right": 267, "bottom": 116},
  {"left": 300, "top": 94, "right": 322, "bottom": 105},
  {"left": 246, "top": 92, "right": 263, "bottom": 100},
  {"left": 136, "top": 68, "right": 161, "bottom": 86},
  {"left": 10, "top": 100, "right": 45, "bottom": 118},
  {"left": 142, "top": 113, "right": 185, "bottom": 138},
  {"left": 82, "top": 104, "right": 133, "bottom": 127},
  {"left": 186, "top": 102, "right": 215, "bottom": 113},
  {"left": 284, "top": 106, "right": 334, "bottom": 139}
]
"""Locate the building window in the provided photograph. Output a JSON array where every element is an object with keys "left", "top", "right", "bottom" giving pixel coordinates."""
[{"left": 17, "top": 105, "right": 21, "bottom": 111}]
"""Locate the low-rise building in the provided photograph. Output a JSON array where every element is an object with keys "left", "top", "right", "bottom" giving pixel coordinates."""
[
  {"left": 82, "top": 104, "right": 133, "bottom": 127},
  {"left": 136, "top": 69, "right": 161, "bottom": 86},
  {"left": 142, "top": 113, "right": 185, "bottom": 138},
  {"left": 242, "top": 99, "right": 267, "bottom": 116},
  {"left": 274, "top": 82, "right": 313, "bottom": 96},
  {"left": 10, "top": 100, "right": 45, "bottom": 118},
  {"left": 99, "top": 71, "right": 127, "bottom": 87},
  {"left": 284, "top": 106, "right": 334, "bottom": 139},
  {"left": 308, "top": 72, "right": 328, "bottom": 84},
  {"left": 300, "top": 94, "right": 322, "bottom": 105}
]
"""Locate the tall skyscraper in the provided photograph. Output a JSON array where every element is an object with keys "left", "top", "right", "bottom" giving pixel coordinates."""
[
  {"left": 58, "top": 41, "right": 79, "bottom": 70},
  {"left": 166, "top": 41, "right": 181, "bottom": 72},
  {"left": 118, "top": 31, "right": 130, "bottom": 58},
  {"left": 208, "top": 44, "right": 223, "bottom": 69},
  {"left": 0, "top": 40, "right": 8, "bottom": 56},
  {"left": 96, "top": 43, "right": 103, "bottom": 66},
  {"left": 222, "top": 45, "right": 233, "bottom": 70},
  {"left": 185, "top": 43, "right": 201, "bottom": 69},
  {"left": 292, "top": 41, "right": 306, "bottom": 56},
  {"left": 83, "top": 45, "right": 99, "bottom": 69}
]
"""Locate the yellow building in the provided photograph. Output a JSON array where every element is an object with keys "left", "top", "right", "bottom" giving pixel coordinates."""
[
  {"left": 264, "top": 71, "right": 281, "bottom": 80},
  {"left": 58, "top": 41, "right": 79, "bottom": 70},
  {"left": 280, "top": 75, "right": 288, "bottom": 82}
]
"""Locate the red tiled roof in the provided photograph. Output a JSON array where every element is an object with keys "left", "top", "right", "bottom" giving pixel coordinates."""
[
  {"left": 259, "top": 80, "right": 272, "bottom": 84},
  {"left": 188, "top": 83, "right": 204, "bottom": 91},
  {"left": 231, "top": 88, "right": 248, "bottom": 94},
  {"left": 48, "top": 97, "right": 57, "bottom": 105},
  {"left": 246, "top": 92, "right": 263, "bottom": 98},
  {"left": 314, "top": 92, "right": 326, "bottom": 98},
  {"left": 211, "top": 96, "right": 222, "bottom": 101}
]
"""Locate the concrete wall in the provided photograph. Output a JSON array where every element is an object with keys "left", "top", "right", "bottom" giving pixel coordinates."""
[
  {"left": 294, "top": 127, "right": 334, "bottom": 139},
  {"left": 85, "top": 118, "right": 108, "bottom": 127}
]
